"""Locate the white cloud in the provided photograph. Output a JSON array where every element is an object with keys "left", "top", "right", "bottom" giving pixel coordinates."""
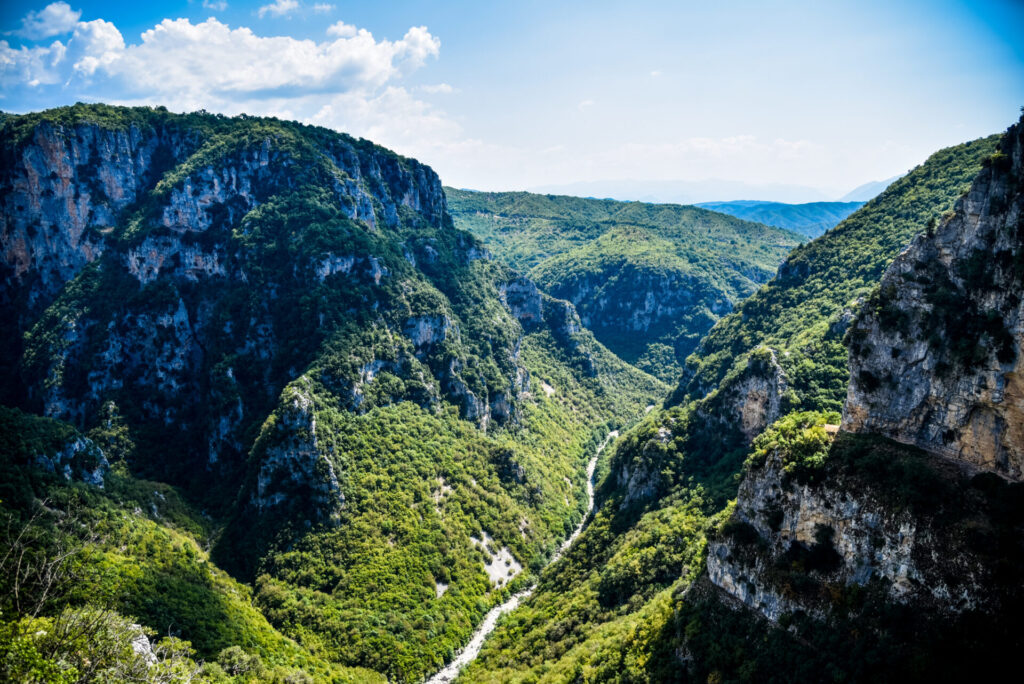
[
  {"left": 578, "top": 99, "right": 594, "bottom": 110},
  {"left": 67, "top": 19, "right": 125, "bottom": 77},
  {"left": 257, "top": 0, "right": 298, "bottom": 19},
  {"left": 1, "top": 14, "right": 454, "bottom": 176},
  {"left": 312, "top": 3, "right": 335, "bottom": 12},
  {"left": 203, "top": 0, "right": 228, "bottom": 11},
  {"left": 3, "top": 17, "right": 439, "bottom": 101},
  {"left": 650, "top": 70, "right": 661, "bottom": 77},
  {"left": 14, "top": 2, "right": 81, "bottom": 40},
  {"left": 326, "top": 21, "right": 358, "bottom": 38}
]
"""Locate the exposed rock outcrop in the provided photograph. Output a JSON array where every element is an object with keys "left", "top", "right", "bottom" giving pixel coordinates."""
[
  {"left": 693, "top": 347, "right": 788, "bottom": 443},
  {"left": 3, "top": 108, "right": 457, "bottom": 482},
  {"left": 499, "top": 277, "right": 544, "bottom": 330},
  {"left": 253, "top": 381, "right": 343, "bottom": 522},
  {"left": 705, "top": 116, "right": 1024, "bottom": 646},
  {"left": 843, "top": 117, "right": 1024, "bottom": 479},
  {"left": 33, "top": 434, "right": 110, "bottom": 487}
]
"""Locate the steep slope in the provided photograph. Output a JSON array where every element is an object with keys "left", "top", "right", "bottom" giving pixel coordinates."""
[
  {"left": 446, "top": 188, "right": 801, "bottom": 381},
  {"left": 842, "top": 141, "right": 1023, "bottom": 476},
  {"left": 695, "top": 200, "right": 865, "bottom": 238},
  {"left": 0, "top": 104, "right": 665, "bottom": 682},
  {"left": 0, "top": 407, "right": 382, "bottom": 683},
  {"left": 696, "top": 114, "right": 1024, "bottom": 682},
  {"left": 673, "top": 133, "right": 1000, "bottom": 412},
  {"left": 461, "top": 128, "right": 1006, "bottom": 682}
]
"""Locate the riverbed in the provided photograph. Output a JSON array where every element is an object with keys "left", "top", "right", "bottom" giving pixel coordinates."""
[{"left": 426, "top": 430, "right": 618, "bottom": 683}]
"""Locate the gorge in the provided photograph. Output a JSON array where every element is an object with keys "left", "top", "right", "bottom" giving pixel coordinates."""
[{"left": 1, "top": 102, "right": 1021, "bottom": 683}]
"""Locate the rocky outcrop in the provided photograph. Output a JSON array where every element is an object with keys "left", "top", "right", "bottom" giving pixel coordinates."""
[
  {"left": 253, "top": 381, "right": 343, "bottom": 522},
  {"left": 707, "top": 432, "right": 1010, "bottom": 625},
  {"left": 4, "top": 107, "right": 457, "bottom": 482},
  {"left": 843, "top": 117, "right": 1024, "bottom": 480},
  {"left": 1, "top": 111, "right": 448, "bottom": 308},
  {"left": 704, "top": 117, "right": 1024, "bottom": 646},
  {"left": 33, "top": 434, "right": 109, "bottom": 487},
  {"left": 696, "top": 347, "right": 788, "bottom": 443},
  {"left": 544, "top": 267, "right": 730, "bottom": 340},
  {"left": 0, "top": 121, "right": 191, "bottom": 304},
  {"left": 499, "top": 277, "right": 544, "bottom": 330}
]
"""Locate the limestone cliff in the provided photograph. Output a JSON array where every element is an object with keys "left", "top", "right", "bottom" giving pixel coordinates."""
[
  {"left": 700, "top": 116, "right": 1024, "bottom": 671},
  {"left": 842, "top": 117, "right": 1024, "bottom": 479},
  {"left": 0, "top": 106, "right": 558, "bottom": 489}
]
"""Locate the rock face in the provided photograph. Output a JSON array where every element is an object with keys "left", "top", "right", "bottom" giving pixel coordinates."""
[
  {"left": 2, "top": 105, "right": 605, "bottom": 532},
  {"left": 707, "top": 430, "right": 1017, "bottom": 628},
  {"left": 253, "top": 381, "right": 343, "bottom": 523},
  {"left": 541, "top": 266, "right": 732, "bottom": 356},
  {"left": 610, "top": 348, "right": 787, "bottom": 507},
  {"left": 33, "top": 434, "right": 110, "bottom": 487},
  {"left": 499, "top": 277, "right": 544, "bottom": 330},
  {"left": 705, "top": 116, "right": 1024, "bottom": 641},
  {"left": 843, "top": 117, "right": 1024, "bottom": 479},
  {"left": 0, "top": 106, "right": 526, "bottom": 485},
  {"left": 693, "top": 347, "right": 788, "bottom": 443},
  {"left": 0, "top": 121, "right": 187, "bottom": 305}
]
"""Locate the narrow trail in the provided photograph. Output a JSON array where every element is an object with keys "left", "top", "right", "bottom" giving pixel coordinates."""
[{"left": 426, "top": 430, "right": 619, "bottom": 683}]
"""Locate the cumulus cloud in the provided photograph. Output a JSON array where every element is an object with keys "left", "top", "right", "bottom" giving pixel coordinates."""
[
  {"left": 257, "top": 0, "right": 298, "bottom": 19},
  {"left": 2, "top": 17, "right": 440, "bottom": 102},
  {"left": 13, "top": 2, "right": 81, "bottom": 39},
  {"left": 313, "top": 3, "right": 335, "bottom": 12},
  {"left": 203, "top": 0, "right": 228, "bottom": 10},
  {"left": 0, "top": 12, "right": 461, "bottom": 180},
  {"left": 326, "top": 21, "right": 358, "bottom": 38}
]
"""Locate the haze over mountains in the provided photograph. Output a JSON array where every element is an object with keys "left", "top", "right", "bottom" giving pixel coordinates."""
[
  {"left": 527, "top": 175, "right": 900, "bottom": 206},
  {"left": 694, "top": 200, "right": 866, "bottom": 238}
]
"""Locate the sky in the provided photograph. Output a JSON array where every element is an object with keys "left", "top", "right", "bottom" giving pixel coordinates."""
[{"left": 2, "top": 0, "right": 1022, "bottom": 200}]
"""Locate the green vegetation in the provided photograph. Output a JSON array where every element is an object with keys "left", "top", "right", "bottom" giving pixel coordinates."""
[
  {"left": 746, "top": 410, "right": 840, "bottom": 482},
  {"left": 461, "top": 376, "right": 757, "bottom": 681},
  {"left": 463, "top": 131, "right": 1004, "bottom": 682},
  {"left": 695, "top": 200, "right": 866, "bottom": 239},
  {"left": 217, "top": 325, "right": 662, "bottom": 682},
  {"left": 674, "top": 134, "right": 1000, "bottom": 413},
  {"left": 446, "top": 188, "right": 802, "bottom": 381},
  {"left": 2, "top": 104, "right": 666, "bottom": 681},
  {"left": 0, "top": 408, "right": 380, "bottom": 683},
  {"left": 672, "top": 430, "right": 1024, "bottom": 684}
]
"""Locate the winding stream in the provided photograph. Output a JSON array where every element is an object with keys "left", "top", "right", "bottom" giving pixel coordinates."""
[{"left": 426, "top": 430, "right": 618, "bottom": 683}]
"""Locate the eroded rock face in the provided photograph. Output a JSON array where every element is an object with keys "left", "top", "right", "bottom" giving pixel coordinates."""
[
  {"left": 695, "top": 348, "right": 788, "bottom": 443},
  {"left": 707, "top": 437, "right": 1004, "bottom": 624},
  {"left": 843, "top": 117, "right": 1024, "bottom": 480},
  {"left": 543, "top": 268, "right": 731, "bottom": 345},
  {"left": 499, "top": 277, "right": 544, "bottom": 330},
  {"left": 34, "top": 434, "right": 110, "bottom": 487},
  {"left": 254, "top": 381, "right": 343, "bottom": 521},
  {"left": 1, "top": 122, "right": 190, "bottom": 306},
  {"left": 3, "top": 111, "right": 454, "bottom": 480}
]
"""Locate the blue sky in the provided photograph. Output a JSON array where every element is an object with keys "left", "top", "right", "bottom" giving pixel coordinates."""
[{"left": 2, "top": 0, "right": 1022, "bottom": 199}]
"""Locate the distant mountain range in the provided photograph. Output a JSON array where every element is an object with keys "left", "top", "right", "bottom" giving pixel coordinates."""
[
  {"left": 527, "top": 175, "right": 902, "bottom": 205},
  {"left": 694, "top": 200, "right": 865, "bottom": 238},
  {"left": 839, "top": 175, "right": 903, "bottom": 201}
]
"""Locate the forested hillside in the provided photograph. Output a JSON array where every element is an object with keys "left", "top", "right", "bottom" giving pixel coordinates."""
[
  {"left": 446, "top": 189, "right": 801, "bottom": 381},
  {"left": 0, "top": 104, "right": 663, "bottom": 682},
  {"left": 673, "top": 133, "right": 1000, "bottom": 412},
  {"left": 695, "top": 199, "right": 865, "bottom": 238},
  {"left": 460, "top": 129, "right": 1005, "bottom": 683}
]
